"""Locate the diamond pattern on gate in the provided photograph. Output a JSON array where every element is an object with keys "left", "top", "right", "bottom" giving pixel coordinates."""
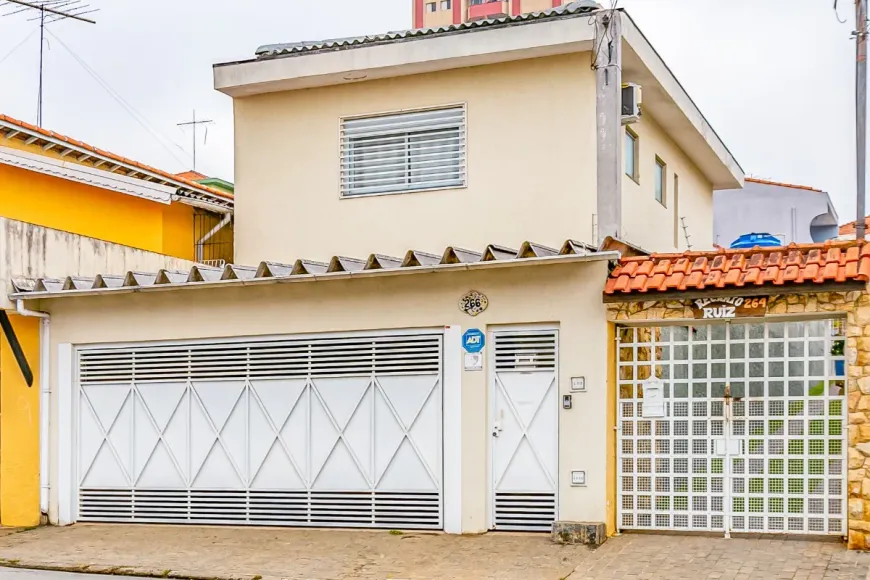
[
  {"left": 492, "top": 372, "right": 557, "bottom": 493},
  {"left": 80, "top": 384, "right": 135, "bottom": 487},
  {"left": 76, "top": 334, "right": 444, "bottom": 528}
]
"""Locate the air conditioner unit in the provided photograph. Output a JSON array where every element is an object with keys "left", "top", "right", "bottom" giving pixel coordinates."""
[{"left": 621, "top": 83, "right": 642, "bottom": 125}]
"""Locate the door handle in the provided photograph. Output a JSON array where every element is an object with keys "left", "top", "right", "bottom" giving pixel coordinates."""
[{"left": 492, "top": 421, "right": 502, "bottom": 437}]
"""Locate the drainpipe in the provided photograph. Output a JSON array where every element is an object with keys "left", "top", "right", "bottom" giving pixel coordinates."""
[
  {"left": 15, "top": 300, "right": 50, "bottom": 517},
  {"left": 196, "top": 213, "right": 232, "bottom": 263}
]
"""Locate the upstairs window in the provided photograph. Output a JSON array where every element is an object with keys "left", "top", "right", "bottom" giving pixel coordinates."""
[
  {"left": 441, "top": 0, "right": 451, "bottom": 9},
  {"left": 625, "top": 129, "right": 638, "bottom": 182},
  {"left": 426, "top": 2, "right": 437, "bottom": 11},
  {"left": 341, "top": 106, "right": 466, "bottom": 198},
  {"left": 655, "top": 156, "right": 666, "bottom": 205}
]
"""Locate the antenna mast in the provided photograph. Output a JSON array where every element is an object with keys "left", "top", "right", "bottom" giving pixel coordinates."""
[
  {"left": 177, "top": 110, "right": 214, "bottom": 172},
  {"left": 1, "top": 0, "right": 97, "bottom": 127}
]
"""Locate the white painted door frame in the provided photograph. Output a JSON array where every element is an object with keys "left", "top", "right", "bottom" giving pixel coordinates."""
[{"left": 57, "top": 326, "right": 464, "bottom": 532}]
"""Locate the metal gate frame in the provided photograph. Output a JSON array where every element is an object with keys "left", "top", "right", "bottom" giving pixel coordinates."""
[
  {"left": 57, "top": 327, "right": 465, "bottom": 531},
  {"left": 487, "top": 325, "right": 560, "bottom": 531},
  {"left": 615, "top": 317, "right": 848, "bottom": 537}
]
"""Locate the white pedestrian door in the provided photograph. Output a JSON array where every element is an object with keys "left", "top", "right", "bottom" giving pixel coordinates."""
[
  {"left": 617, "top": 320, "right": 847, "bottom": 536},
  {"left": 75, "top": 333, "right": 443, "bottom": 529},
  {"left": 490, "top": 329, "right": 558, "bottom": 531}
]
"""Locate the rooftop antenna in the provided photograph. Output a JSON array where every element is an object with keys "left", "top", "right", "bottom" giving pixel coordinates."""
[
  {"left": 177, "top": 110, "right": 214, "bottom": 173},
  {"left": 1, "top": 0, "right": 97, "bottom": 127}
]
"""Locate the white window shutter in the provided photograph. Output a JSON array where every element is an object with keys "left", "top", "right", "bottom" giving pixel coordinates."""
[{"left": 341, "top": 106, "right": 466, "bottom": 197}]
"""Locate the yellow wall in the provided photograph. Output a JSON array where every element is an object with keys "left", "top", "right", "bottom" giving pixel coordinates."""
[
  {"left": 605, "top": 321, "right": 617, "bottom": 536},
  {"left": 622, "top": 112, "right": 714, "bottom": 252},
  {"left": 0, "top": 313, "right": 40, "bottom": 527},
  {"left": 161, "top": 203, "right": 196, "bottom": 261},
  {"left": 0, "top": 162, "right": 197, "bottom": 260}
]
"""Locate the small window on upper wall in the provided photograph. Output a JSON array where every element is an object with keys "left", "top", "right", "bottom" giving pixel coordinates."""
[
  {"left": 426, "top": 1, "right": 437, "bottom": 11},
  {"left": 341, "top": 106, "right": 467, "bottom": 198},
  {"left": 625, "top": 129, "right": 638, "bottom": 182},
  {"left": 441, "top": 0, "right": 451, "bottom": 9},
  {"left": 655, "top": 157, "right": 666, "bottom": 206}
]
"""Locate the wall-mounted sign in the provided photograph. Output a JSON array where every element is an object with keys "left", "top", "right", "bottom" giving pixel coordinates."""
[
  {"left": 690, "top": 296, "right": 768, "bottom": 320},
  {"left": 459, "top": 290, "right": 488, "bottom": 316},
  {"left": 464, "top": 352, "right": 483, "bottom": 371},
  {"left": 570, "top": 377, "right": 586, "bottom": 392},
  {"left": 462, "top": 328, "right": 485, "bottom": 353},
  {"left": 641, "top": 377, "right": 666, "bottom": 418}
]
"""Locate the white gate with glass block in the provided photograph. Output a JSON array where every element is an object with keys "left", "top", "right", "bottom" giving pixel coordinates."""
[{"left": 617, "top": 320, "right": 847, "bottom": 535}]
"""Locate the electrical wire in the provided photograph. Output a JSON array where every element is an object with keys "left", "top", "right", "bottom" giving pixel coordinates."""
[
  {"left": 590, "top": 0, "right": 619, "bottom": 71},
  {"left": 45, "top": 28, "right": 194, "bottom": 169},
  {"left": 0, "top": 26, "right": 39, "bottom": 67},
  {"left": 834, "top": 0, "right": 847, "bottom": 24}
]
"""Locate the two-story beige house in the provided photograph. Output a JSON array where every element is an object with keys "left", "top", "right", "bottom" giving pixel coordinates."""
[{"left": 14, "top": 5, "right": 742, "bottom": 541}]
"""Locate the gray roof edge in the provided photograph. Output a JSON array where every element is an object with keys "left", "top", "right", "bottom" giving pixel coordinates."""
[
  {"left": 227, "top": 2, "right": 601, "bottom": 64},
  {"left": 10, "top": 249, "right": 619, "bottom": 301}
]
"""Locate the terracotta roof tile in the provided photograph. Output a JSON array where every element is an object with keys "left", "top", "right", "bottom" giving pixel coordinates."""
[
  {"left": 0, "top": 113, "right": 233, "bottom": 203},
  {"left": 604, "top": 240, "right": 870, "bottom": 296},
  {"left": 840, "top": 216, "right": 870, "bottom": 236},
  {"left": 745, "top": 177, "right": 823, "bottom": 192}
]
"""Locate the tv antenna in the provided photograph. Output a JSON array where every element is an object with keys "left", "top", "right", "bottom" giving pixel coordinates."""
[
  {"left": 1, "top": 0, "right": 97, "bottom": 127},
  {"left": 177, "top": 110, "right": 214, "bottom": 172}
]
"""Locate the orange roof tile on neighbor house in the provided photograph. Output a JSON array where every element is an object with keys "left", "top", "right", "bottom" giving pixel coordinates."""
[
  {"left": 175, "top": 170, "right": 208, "bottom": 181},
  {"left": 840, "top": 217, "right": 870, "bottom": 236},
  {"left": 0, "top": 114, "right": 232, "bottom": 202},
  {"left": 604, "top": 240, "right": 870, "bottom": 297},
  {"left": 744, "top": 177, "right": 823, "bottom": 193}
]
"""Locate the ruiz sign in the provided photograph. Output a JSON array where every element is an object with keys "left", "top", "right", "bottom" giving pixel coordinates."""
[{"left": 690, "top": 296, "right": 768, "bottom": 320}]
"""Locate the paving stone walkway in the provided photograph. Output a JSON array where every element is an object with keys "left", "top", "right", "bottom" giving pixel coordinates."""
[
  {"left": 0, "top": 525, "right": 868, "bottom": 580},
  {"left": 571, "top": 533, "right": 870, "bottom": 580}
]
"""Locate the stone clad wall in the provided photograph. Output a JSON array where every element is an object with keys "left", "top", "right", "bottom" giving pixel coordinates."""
[{"left": 606, "top": 290, "right": 870, "bottom": 548}]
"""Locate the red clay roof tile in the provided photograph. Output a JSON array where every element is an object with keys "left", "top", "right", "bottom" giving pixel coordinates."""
[
  {"left": 604, "top": 240, "right": 870, "bottom": 296},
  {"left": 0, "top": 113, "right": 233, "bottom": 202}
]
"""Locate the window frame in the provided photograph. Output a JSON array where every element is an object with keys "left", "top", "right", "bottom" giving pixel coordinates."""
[
  {"left": 440, "top": 0, "right": 451, "bottom": 9},
  {"left": 339, "top": 104, "right": 468, "bottom": 199},
  {"left": 625, "top": 128, "right": 639, "bottom": 184},
  {"left": 654, "top": 156, "right": 667, "bottom": 207},
  {"left": 426, "top": 1, "right": 437, "bottom": 12}
]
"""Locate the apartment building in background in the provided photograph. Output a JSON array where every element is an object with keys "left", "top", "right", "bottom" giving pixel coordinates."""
[{"left": 414, "top": 0, "right": 571, "bottom": 28}]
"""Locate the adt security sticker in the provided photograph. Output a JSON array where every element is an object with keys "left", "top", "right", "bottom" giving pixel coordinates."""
[{"left": 462, "top": 328, "right": 485, "bottom": 353}]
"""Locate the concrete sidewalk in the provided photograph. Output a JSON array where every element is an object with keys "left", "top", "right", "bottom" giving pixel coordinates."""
[{"left": 0, "top": 525, "right": 867, "bottom": 580}]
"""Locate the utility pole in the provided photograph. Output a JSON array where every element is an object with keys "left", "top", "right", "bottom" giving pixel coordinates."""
[
  {"left": 1, "top": 0, "right": 97, "bottom": 127},
  {"left": 177, "top": 110, "right": 213, "bottom": 172},
  {"left": 857, "top": 0, "right": 868, "bottom": 239}
]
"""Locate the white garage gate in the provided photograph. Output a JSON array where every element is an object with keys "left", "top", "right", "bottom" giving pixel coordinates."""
[{"left": 74, "top": 332, "right": 444, "bottom": 529}]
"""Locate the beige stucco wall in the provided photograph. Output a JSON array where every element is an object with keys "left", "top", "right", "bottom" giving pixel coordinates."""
[
  {"left": 622, "top": 112, "right": 714, "bottom": 252},
  {"left": 43, "top": 260, "right": 611, "bottom": 532},
  {"left": 0, "top": 218, "right": 194, "bottom": 310},
  {"left": 232, "top": 54, "right": 598, "bottom": 265}
]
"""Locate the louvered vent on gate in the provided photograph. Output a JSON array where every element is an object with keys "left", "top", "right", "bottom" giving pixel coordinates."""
[
  {"left": 494, "top": 331, "right": 557, "bottom": 372},
  {"left": 78, "top": 334, "right": 442, "bottom": 383},
  {"left": 494, "top": 492, "right": 556, "bottom": 532}
]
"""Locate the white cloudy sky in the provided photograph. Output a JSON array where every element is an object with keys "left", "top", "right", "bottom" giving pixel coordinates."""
[{"left": 0, "top": 0, "right": 858, "bottom": 223}]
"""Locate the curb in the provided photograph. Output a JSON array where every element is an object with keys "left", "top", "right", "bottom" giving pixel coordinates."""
[{"left": 0, "top": 561, "right": 259, "bottom": 580}]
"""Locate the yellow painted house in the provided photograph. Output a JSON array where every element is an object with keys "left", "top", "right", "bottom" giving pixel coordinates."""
[{"left": 0, "top": 113, "right": 234, "bottom": 527}]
